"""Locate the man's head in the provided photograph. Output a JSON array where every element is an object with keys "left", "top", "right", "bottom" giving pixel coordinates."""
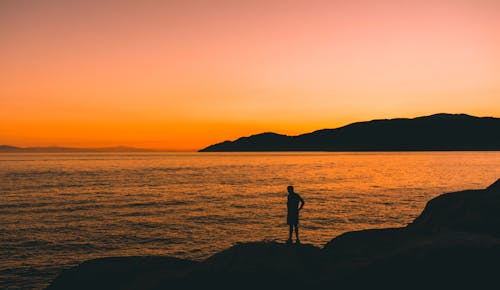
[{"left": 287, "top": 185, "right": 294, "bottom": 194}]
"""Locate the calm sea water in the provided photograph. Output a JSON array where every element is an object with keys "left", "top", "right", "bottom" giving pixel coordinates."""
[{"left": 1, "top": 152, "right": 499, "bottom": 289}]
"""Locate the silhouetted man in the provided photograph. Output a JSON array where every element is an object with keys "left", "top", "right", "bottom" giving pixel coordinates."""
[{"left": 286, "top": 185, "right": 304, "bottom": 244}]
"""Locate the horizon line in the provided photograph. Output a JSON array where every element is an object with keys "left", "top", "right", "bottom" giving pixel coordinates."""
[{"left": 3, "top": 112, "right": 499, "bottom": 152}]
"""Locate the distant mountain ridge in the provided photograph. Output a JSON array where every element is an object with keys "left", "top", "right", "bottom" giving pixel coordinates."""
[
  {"left": 0, "top": 145, "right": 160, "bottom": 153},
  {"left": 200, "top": 113, "right": 500, "bottom": 152}
]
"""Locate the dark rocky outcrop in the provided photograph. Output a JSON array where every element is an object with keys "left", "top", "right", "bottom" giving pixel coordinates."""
[
  {"left": 200, "top": 113, "right": 500, "bottom": 151},
  {"left": 187, "top": 242, "right": 325, "bottom": 289},
  {"left": 48, "top": 178, "right": 500, "bottom": 289},
  {"left": 47, "top": 256, "right": 196, "bottom": 290},
  {"left": 408, "top": 188, "right": 500, "bottom": 236}
]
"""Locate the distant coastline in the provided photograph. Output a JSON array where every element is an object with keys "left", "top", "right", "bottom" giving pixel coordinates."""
[
  {"left": 200, "top": 113, "right": 500, "bottom": 152},
  {"left": 0, "top": 145, "right": 180, "bottom": 153}
]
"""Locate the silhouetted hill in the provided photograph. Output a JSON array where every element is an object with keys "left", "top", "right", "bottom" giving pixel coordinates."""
[
  {"left": 0, "top": 145, "right": 23, "bottom": 152},
  {"left": 200, "top": 113, "right": 500, "bottom": 151},
  {"left": 48, "top": 178, "right": 500, "bottom": 289},
  {"left": 0, "top": 145, "right": 160, "bottom": 153}
]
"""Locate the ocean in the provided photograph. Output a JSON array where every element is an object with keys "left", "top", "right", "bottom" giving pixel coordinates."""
[{"left": 1, "top": 152, "right": 499, "bottom": 289}]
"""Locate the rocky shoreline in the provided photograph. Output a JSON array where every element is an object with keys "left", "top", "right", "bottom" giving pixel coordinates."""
[{"left": 48, "top": 179, "right": 500, "bottom": 289}]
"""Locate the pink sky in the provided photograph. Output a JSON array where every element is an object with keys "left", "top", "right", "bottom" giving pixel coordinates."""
[{"left": 1, "top": 0, "right": 499, "bottom": 150}]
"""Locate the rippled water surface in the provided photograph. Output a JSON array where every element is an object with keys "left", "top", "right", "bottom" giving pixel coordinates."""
[{"left": 1, "top": 152, "right": 499, "bottom": 289}]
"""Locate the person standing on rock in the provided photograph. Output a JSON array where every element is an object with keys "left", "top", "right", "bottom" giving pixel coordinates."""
[{"left": 286, "top": 185, "right": 304, "bottom": 244}]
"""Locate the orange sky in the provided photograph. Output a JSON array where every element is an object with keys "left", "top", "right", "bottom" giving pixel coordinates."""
[{"left": 1, "top": 0, "right": 499, "bottom": 150}]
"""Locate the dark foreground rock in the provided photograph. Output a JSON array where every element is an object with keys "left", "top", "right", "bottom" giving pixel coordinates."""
[
  {"left": 48, "top": 179, "right": 500, "bottom": 290},
  {"left": 47, "top": 256, "right": 196, "bottom": 290}
]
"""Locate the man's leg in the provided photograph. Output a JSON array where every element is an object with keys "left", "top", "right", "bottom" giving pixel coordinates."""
[
  {"left": 287, "top": 225, "right": 293, "bottom": 243},
  {"left": 294, "top": 225, "right": 300, "bottom": 243}
]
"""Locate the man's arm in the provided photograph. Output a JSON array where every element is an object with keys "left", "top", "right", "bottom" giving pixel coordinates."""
[{"left": 298, "top": 195, "right": 305, "bottom": 210}]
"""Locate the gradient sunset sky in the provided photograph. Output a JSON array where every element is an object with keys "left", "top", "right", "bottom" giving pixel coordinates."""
[{"left": 1, "top": 0, "right": 499, "bottom": 150}]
